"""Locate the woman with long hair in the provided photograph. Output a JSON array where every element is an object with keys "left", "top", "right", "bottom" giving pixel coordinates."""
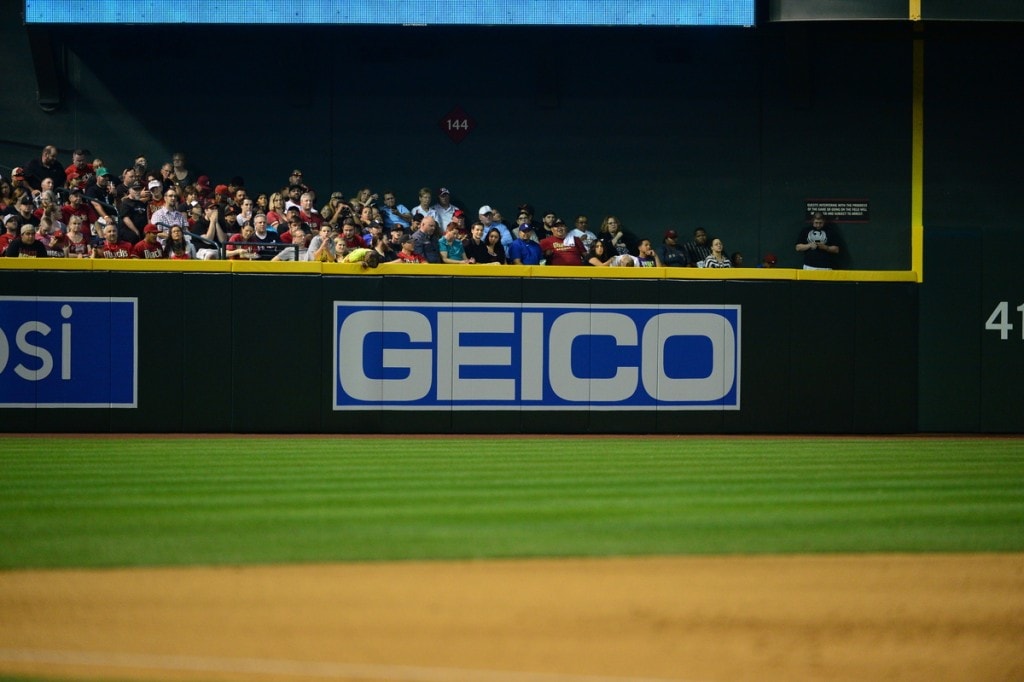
[
  {"left": 266, "top": 193, "right": 287, "bottom": 233},
  {"left": 586, "top": 238, "right": 613, "bottom": 266},
  {"left": 480, "top": 227, "right": 507, "bottom": 264},
  {"left": 699, "top": 237, "right": 732, "bottom": 268}
]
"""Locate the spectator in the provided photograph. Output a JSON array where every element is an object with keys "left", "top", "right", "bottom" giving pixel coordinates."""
[
  {"left": 283, "top": 184, "right": 303, "bottom": 211},
  {"left": 287, "top": 169, "right": 308, "bottom": 193},
  {"left": 610, "top": 253, "right": 641, "bottom": 267},
  {"left": 759, "top": 252, "right": 778, "bottom": 268},
  {"left": 150, "top": 187, "right": 189, "bottom": 239},
  {"left": 362, "top": 220, "right": 386, "bottom": 248},
  {"left": 462, "top": 222, "right": 488, "bottom": 264},
  {"left": 226, "top": 223, "right": 261, "bottom": 260},
  {"left": 61, "top": 188, "right": 94, "bottom": 235},
  {"left": 339, "top": 247, "right": 382, "bottom": 269},
  {"left": 164, "top": 225, "right": 197, "bottom": 260},
  {"left": 636, "top": 239, "right": 663, "bottom": 267},
  {"left": 271, "top": 227, "right": 308, "bottom": 261},
  {"left": 513, "top": 209, "right": 540, "bottom": 243},
  {"left": 93, "top": 223, "right": 132, "bottom": 259},
  {"left": 353, "top": 187, "right": 378, "bottom": 208},
  {"left": 298, "top": 192, "right": 323, "bottom": 230},
  {"left": 250, "top": 214, "right": 280, "bottom": 259},
  {"left": 395, "top": 235, "right": 426, "bottom": 263},
  {"left": 9, "top": 167, "right": 33, "bottom": 202},
  {"left": 64, "top": 149, "right": 93, "bottom": 189},
  {"left": 36, "top": 216, "right": 65, "bottom": 257},
  {"left": 170, "top": 152, "right": 193, "bottom": 189},
  {"left": 731, "top": 251, "right": 744, "bottom": 267},
  {"left": 156, "top": 161, "right": 175, "bottom": 190},
  {"left": 0, "top": 177, "right": 14, "bottom": 210},
  {"left": 222, "top": 205, "right": 241, "bottom": 236},
  {"left": 22, "top": 145, "right": 65, "bottom": 192},
  {"left": 438, "top": 222, "right": 470, "bottom": 264},
  {"left": 600, "top": 215, "right": 638, "bottom": 256},
  {"left": 132, "top": 224, "right": 165, "bottom": 259},
  {"left": 266, "top": 192, "right": 288, "bottom": 232},
  {"left": 507, "top": 223, "right": 543, "bottom": 265},
  {"left": 195, "top": 175, "right": 212, "bottom": 202},
  {"left": 5, "top": 224, "right": 48, "bottom": 258},
  {"left": 0, "top": 214, "right": 21, "bottom": 254},
  {"left": 114, "top": 167, "right": 138, "bottom": 204},
  {"left": 119, "top": 182, "right": 148, "bottom": 244},
  {"left": 65, "top": 216, "right": 91, "bottom": 258},
  {"left": 191, "top": 205, "right": 228, "bottom": 258},
  {"left": 307, "top": 223, "right": 338, "bottom": 262},
  {"left": 410, "top": 187, "right": 437, "bottom": 222},
  {"left": 372, "top": 234, "right": 397, "bottom": 262},
  {"left": 321, "top": 192, "right": 350, "bottom": 229},
  {"left": 682, "top": 227, "right": 711, "bottom": 266},
  {"left": 84, "top": 168, "right": 116, "bottom": 224},
  {"left": 335, "top": 219, "right": 363, "bottom": 252},
  {"left": 387, "top": 225, "right": 407, "bottom": 253},
  {"left": 565, "top": 214, "right": 598, "bottom": 252},
  {"left": 431, "top": 188, "right": 459, "bottom": 231},
  {"left": 236, "top": 196, "right": 256, "bottom": 228},
  {"left": 279, "top": 207, "right": 308, "bottom": 244},
  {"left": 14, "top": 196, "right": 38, "bottom": 227},
  {"left": 699, "top": 237, "right": 732, "bottom": 268},
  {"left": 659, "top": 229, "right": 689, "bottom": 267},
  {"left": 480, "top": 227, "right": 507, "bottom": 264},
  {"left": 796, "top": 211, "right": 841, "bottom": 270},
  {"left": 540, "top": 218, "right": 585, "bottom": 266},
  {"left": 518, "top": 203, "right": 546, "bottom": 239},
  {"left": 411, "top": 216, "right": 441, "bottom": 263},
  {"left": 586, "top": 239, "right": 613, "bottom": 267},
  {"left": 479, "top": 205, "right": 513, "bottom": 249},
  {"left": 380, "top": 190, "right": 412, "bottom": 230}
]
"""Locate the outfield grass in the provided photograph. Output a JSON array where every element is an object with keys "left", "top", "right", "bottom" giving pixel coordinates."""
[{"left": 1, "top": 437, "right": 1022, "bottom": 569}]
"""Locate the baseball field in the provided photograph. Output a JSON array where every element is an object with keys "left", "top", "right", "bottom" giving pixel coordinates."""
[{"left": 1, "top": 435, "right": 1022, "bottom": 681}]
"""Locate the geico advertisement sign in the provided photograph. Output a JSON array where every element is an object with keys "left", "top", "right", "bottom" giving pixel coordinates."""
[
  {"left": 0, "top": 297, "right": 137, "bottom": 408},
  {"left": 334, "top": 302, "right": 740, "bottom": 410}
]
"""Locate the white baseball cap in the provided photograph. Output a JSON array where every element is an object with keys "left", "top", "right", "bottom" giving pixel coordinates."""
[{"left": 478, "top": 205, "right": 493, "bottom": 215}]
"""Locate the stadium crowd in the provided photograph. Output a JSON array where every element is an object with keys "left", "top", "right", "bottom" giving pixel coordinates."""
[{"left": 2, "top": 145, "right": 772, "bottom": 268}]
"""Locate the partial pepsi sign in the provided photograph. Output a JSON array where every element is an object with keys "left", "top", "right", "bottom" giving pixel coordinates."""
[
  {"left": 0, "top": 297, "right": 137, "bottom": 408},
  {"left": 334, "top": 302, "right": 740, "bottom": 411}
]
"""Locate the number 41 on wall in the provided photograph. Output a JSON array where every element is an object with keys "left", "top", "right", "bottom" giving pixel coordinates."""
[{"left": 985, "top": 301, "right": 1024, "bottom": 340}]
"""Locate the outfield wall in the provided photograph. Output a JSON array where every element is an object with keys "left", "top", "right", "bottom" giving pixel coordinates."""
[{"left": 0, "top": 263, "right": 918, "bottom": 434}]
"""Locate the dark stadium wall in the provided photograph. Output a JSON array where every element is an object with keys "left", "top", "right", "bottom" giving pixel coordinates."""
[{"left": 0, "top": 268, "right": 919, "bottom": 434}]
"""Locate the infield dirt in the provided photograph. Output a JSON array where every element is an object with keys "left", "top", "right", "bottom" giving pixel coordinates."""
[{"left": 1, "top": 554, "right": 1022, "bottom": 682}]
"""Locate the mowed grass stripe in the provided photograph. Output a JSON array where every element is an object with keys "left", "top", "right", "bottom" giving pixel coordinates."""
[{"left": 1, "top": 438, "right": 1021, "bottom": 568}]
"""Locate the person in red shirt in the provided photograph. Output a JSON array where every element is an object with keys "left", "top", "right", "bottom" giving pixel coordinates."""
[
  {"left": 540, "top": 218, "right": 585, "bottom": 266},
  {"left": 0, "top": 214, "right": 20, "bottom": 255},
  {"left": 395, "top": 236, "right": 426, "bottom": 263},
  {"left": 61, "top": 188, "right": 95, "bottom": 234},
  {"left": 131, "top": 224, "right": 164, "bottom": 259},
  {"left": 226, "top": 223, "right": 260, "bottom": 260},
  {"left": 64, "top": 149, "right": 93, "bottom": 189},
  {"left": 94, "top": 223, "right": 132, "bottom": 259}
]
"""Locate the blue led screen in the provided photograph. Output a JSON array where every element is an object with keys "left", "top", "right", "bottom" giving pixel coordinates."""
[{"left": 24, "top": 0, "right": 755, "bottom": 26}]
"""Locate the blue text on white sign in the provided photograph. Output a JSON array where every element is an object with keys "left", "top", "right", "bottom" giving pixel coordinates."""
[{"left": 333, "top": 302, "right": 740, "bottom": 411}]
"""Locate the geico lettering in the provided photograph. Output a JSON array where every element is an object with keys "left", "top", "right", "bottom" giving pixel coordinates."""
[
  {"left": 641, "top": 313, "right": 736, "bottom": 402},
  {"left": 339, "top": 310, "right": 432, "bottom": 402},
  {"left": 334, "top": 303, "right": 740, "bottom": 409},
  {"left": 436, "top": 311, "right": 516, "bottom": 401},
  {"left": 0, "top": 304, "right": 73, "bottom": 382}
]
